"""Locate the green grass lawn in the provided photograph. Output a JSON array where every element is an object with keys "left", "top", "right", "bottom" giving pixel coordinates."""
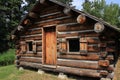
[
  {"left": 0, "top": 65, "right": 75, "bottom": 80},
  {"left": 0, "top": 65, "right": 24, "bottom": 80}
]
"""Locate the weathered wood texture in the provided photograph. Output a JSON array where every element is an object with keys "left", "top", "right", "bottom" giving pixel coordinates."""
[
  {"left": 56, "top": 66, "right": 100, "bottom": 78},
  {"left": 58, "top": 54, "right": 100, "bottom": 60},
  {"left": 20, "top": 57, "right": 42, "bottom": 63},
  {"left": 18, "top": 52, "right": 42, "bottom": 57},
  {"left": 57, "top": 59, "right": 99, "bottom": 69},
  {"left": 20, "top": 61, "right": 42, "bottom": 68}
]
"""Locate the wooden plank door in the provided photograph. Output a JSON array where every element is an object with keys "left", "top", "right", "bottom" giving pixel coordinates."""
[{"left": 44, "top": 27, "right": 57, "bottom": 65}]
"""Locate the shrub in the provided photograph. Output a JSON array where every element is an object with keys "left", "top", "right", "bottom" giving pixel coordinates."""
[{"left": 0, "top": 49, "right": 15, "bottom": 66}]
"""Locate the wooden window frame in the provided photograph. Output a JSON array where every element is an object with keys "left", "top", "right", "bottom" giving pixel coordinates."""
[
  {"left": 67, "top": 37, "right": 80, "bottom": 54},
  {"left": 26, "top": 40, "right": 36, "bottom": 53}
]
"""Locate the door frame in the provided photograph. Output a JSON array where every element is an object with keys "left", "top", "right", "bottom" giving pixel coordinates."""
[{"left": 42, "top": 26, "right": 57, "bottom": 65}]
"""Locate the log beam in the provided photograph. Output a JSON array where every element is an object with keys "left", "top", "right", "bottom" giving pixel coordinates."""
[
  {"left": 57, "top": 59, "right": 99, "bottom": 69},
  {"left": 56, "top": 66, "right": 100, "bottom": 78},
  {"left": 19, "top": 57, "right": 42, "bottom": 63},
  {"left": 58, "top": 54, "right": 100, "bottom": 61},
  {"left": 18, "top": 52, "right": 42, "bottom": 57},
  {"left": 20, "top": 61, "right": 42, "bottom": 68}
]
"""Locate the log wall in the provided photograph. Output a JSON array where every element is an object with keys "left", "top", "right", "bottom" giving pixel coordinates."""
[{"left": 15, "top": 3, "right": 118, "bottom": 79}]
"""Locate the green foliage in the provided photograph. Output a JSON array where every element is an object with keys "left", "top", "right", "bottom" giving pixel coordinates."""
[
  {"left": 82, "top": 0, "right": 120, "bottom": 27},
  {"left": 0, "top": 49, "right": 15, "bottom": 66},
  {"left": 0, "top": 0, "right": 23, "bottom": 52}
]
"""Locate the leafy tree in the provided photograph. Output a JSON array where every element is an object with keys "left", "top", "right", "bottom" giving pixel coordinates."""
[
  {"left": 0, "top": 0, "right": 23, "bottom": 52},
  {"left": 82, "top": 0, "right": 120, "bottom": 27}
]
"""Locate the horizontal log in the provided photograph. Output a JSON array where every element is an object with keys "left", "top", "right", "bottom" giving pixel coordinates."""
[
  {"left": 40, "top": 11, "right": 61, "bottom": 18},
  {"left": 20, "top": 36, "right": 42, "bottom": 41},
  {"left": 20, "top": 57, "right": 42, "bottom": 63},
  {"left": 37, "top": 17, "right": 76, "bottom": 27},
  {"left": 87, "top": 37, "right": 99, "bottom": 43},
  {"left": 42, "top": 64, "right": 56, "bottom": 69},
  {"left": 25, "top": 29, "right": 42, "bottom": 35},
  {"left": 21, "top": 34, "right": 42, "bottom": 38},
  {"left": 40, "top": 12, "right": 65, "bottom": 21},
  {"left": 37, "top": 46, "right": 42, "bottom": 52},
  {"left": 28, "top": 27, "right": 42, "bottom": 31},
  {"left": 57, "top": 59, "right": 99, "bottom": 69},
  {"left": 88, "top": 45, "right": 100, "bottom": 52},
  {"left": 36, "top": 16, "right": 71, "bottom": 24},
  {"left": 57, "top": 24, "right": 90, "bottom": 32},
  {"left": 58, "top": 54, "right": 100, "bottom": 61},
  {"left": 57, "top": 32, "right": 99, "bottom": 38},
  {"left": 56, "top": 66, "right": 100, "bottom": 78},
  {"left": 57, "top": 23, "right": 79, "bottom": 27},
  {"left": 36, "top": 41, "right": 42, "bottom": 46},
  {"left": 57, "top": 30, "right": 94, "bottom": 34},
  {"left": 18, "top": 52, "right": 42, "bottom": 57},
  {"left": 98, "top": 60, "right": 109, "bottom": 67},
  {"left": 20, "top": 61, "right": 42, "bottom": 68}
]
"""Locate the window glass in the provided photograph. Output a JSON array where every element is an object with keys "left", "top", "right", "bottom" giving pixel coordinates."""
[
  {"left": 68, "top": 38, "right": 79, "bottom": 52},
  {"left": 27, "top": 42, "right": 33, "bottom": 51}
]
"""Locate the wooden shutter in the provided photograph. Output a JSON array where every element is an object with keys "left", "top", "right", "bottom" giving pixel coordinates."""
[
  {"left": 59, "top": 39, "right": 67, "bottom": 53},
  {"left": 20, "top": 41, "right": 26, "bottom": 54},
  {"left": 80, "top": 37, "right": 87, "bottom": 55},
  {"left": 32, "top": 41, "right": 37, "bottom": 53}
]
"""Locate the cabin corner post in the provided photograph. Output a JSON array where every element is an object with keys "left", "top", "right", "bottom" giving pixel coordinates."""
[
  {"left": 14, "top": 40, "right": 21, "bottom": 68},
  {"left": 98, "top": 36, "right": 118, "bottom": 79},
  {"left": 42, "top": 28, "right": 45, "bottom": 65}
]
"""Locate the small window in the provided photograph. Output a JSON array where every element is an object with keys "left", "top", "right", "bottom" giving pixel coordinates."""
[
  {"left": 68, "top": 38, "right": 80, "bottom": 52},
  {"left": 27, "top": 41, "right": 33, "bottom": 51}
]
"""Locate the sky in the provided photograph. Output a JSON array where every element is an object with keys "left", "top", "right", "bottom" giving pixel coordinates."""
[{"left": 72, "top": 0, "right": 120, "bottom": 10}]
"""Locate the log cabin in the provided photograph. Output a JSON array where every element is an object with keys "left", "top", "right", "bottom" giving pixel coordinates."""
[{"left": 11, "top": 0, "right": 120, "bottom": 79}]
